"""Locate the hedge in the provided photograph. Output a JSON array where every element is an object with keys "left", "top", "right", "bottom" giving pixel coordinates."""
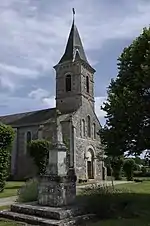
[
  {"left": 133, "top": 170, "right": 150, "bottom": 177},
  {"left": 28, "top": 139, "right": 51, "bottom": 175},
  {"left": 0, "top": 123, "right": 14, "bottom": 191}
]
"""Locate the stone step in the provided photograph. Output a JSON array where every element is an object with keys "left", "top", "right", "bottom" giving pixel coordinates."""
[
  {"left": 10, "top": 202, "right": 84, "bottom": 220},
  {"left": 0, "top": 210, "right": 95, "bottom": 226},
  {"left": 0, "top": 210, "right": 62, "bottom": 226}
]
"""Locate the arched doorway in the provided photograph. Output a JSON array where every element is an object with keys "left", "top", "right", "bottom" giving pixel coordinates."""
[{"left": 86, "top": 149, "right": 95, "bottom": 179}]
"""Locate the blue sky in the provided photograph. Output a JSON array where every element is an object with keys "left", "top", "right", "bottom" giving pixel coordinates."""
[{"left": 0, "top": 0, "right": 150, "bottom": 126}]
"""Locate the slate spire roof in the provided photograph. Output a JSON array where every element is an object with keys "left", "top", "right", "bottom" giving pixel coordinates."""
[{"left": 58, "top": 15, "right": 89, "bottom": 64}]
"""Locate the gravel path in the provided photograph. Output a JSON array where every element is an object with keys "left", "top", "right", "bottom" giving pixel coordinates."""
[{"left": 0, "top": 196, "right": 17, "bottom": 207}]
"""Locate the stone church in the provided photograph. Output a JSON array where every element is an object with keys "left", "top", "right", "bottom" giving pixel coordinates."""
[{"left": 0, "top": 16, "right": 105, "bottom": 181}]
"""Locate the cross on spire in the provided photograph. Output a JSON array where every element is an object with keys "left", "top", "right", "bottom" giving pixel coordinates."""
[
  {"left": 56, "top": 7, "right": 90, "bottom": 65},
  {"left": 72, "top": 8, "right": 75, "bottom": 22}
]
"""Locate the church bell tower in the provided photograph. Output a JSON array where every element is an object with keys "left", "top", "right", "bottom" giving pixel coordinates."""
[{"left": 54, "top": 9, "right": 96, "bottom": 114}]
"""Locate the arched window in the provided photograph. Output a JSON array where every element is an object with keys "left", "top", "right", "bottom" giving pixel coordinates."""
[
  {"left": 27, "top": 131, "right": 32, "bottom": 144},
  {"left": 38, "top": 125, "right": 44, "bottom": 139},
  {"left": 65, "top": 74, "right": 71, "bottom": 92},
  {"left": 25, "top": 131, "right": 32, "bottom": 154},
  {"left": 86, "top": 76, "right": 89, "bottom": 93},
  {"left": 81, "top": 119, "right": 86, "bottom": 137},
  {"left": 87, "top": 115, "right": 91, "bottom": 137},
  {"left": 93, "top": 123, "right": 96, "bottom": 139}
]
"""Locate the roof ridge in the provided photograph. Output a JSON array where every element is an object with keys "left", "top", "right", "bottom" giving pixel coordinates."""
[{"left": 0, "top": 107, "right": 56, "bottom": 118}]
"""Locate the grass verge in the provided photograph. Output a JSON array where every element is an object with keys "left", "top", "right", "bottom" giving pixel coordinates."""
[
  {"left": 0, "top": 182, "right": 24, "bottom": 199},
  {"left": 86, "top": 181, "right": 150, "bottom": 226}
]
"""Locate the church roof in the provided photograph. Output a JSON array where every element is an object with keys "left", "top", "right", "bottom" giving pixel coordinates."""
[
  {"left": 58, "top": 20, "right": 89, "bottom": 64},
  {"left": 0, "top": 108, "right": 74, "bottom": 127},
  {"left": 0, "top": 108, "right": 56, "bottom": 127}
]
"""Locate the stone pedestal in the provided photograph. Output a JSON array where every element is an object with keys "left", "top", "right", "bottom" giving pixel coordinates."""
[
  {"left": 38, "top": 172, "right": 76, "bottom": 207},
  {"left": 37, "top": 112, "right": 77, "bottom": 208}
]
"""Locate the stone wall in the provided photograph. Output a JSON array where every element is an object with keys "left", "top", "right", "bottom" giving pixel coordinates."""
[
  {"left": 55, "top": 62, "right": 82, "bottom": 113},
  {"left": 15, "top": 123, "right": 56, "bottom": 180},
  {"left": 15, "top": 125, "right": 39, "bottom": 179},
  {"left": 13, "top": 100, "right": 103, "bottom": 181},
  {"left": 72, "top": 96, "right": 103, "bottom": 181}
]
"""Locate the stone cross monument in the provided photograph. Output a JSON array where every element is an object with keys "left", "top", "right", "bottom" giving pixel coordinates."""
[{"left": 38, "top": 110, "right": 76, "bottom": 207}]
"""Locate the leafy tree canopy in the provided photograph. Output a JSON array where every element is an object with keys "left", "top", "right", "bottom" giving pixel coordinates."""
[{"left": 100, "top": 27, "right": 150, "bottom": 157}]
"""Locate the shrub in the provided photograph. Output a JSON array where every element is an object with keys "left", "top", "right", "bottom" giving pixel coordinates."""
[
  {"left": 17, "top": 178, "right": 38, "bottom": 203},
  {"left": 141, "top": 166, "right": 147, "bottom": 174},
  {"left": 81, "top": 185, "right": 132, "bottom": 219},
  {"left": 133, "top": 170, "right": 150, "bottom": 178},
  {"left": 0, "top": 123, "right": 14, "bottom": 191},
  {"left": 123, "top": 159, "right": 135, "bottom": 181},
  {"left": 28, "top": 139, "right": 51, "bottom": 175},
  {"left": 134, "top": 163, "right": 141, "bottom": 171},
  {"left": 111, "top": 157, "right": 124, "bottom": 180},
  {"left": 134, "top": 178, "right": 143, "bottom": 183},
  {"left": 133, "top": 170, "right": 143, "bottom": 177},
  {"left": 102, "top": 156, "right": 123, "bottom": 180}
]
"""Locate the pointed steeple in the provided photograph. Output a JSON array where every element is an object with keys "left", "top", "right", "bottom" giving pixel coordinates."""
[{"left": 58, "top": 9, "right": 89, "bottom": 64}]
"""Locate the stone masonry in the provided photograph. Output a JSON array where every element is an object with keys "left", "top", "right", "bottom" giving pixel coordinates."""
[{"left": 38, "top": 112, "right": 76, "bottom": 207}]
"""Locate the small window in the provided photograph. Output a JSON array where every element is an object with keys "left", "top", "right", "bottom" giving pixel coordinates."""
[
  {"left": 93, "top": 123, "right": 96, "bottom": 139},
  {"left": 27, "top": 131, "right": 32, "bottom": 143},
  {"left": 86, "top": 76, "right": 89, "bottom": 93},
  {"left": 87, "top": 115, "right": 91, "bottom": 137},
  {"left": 38, "top": 125, "right": 44, "bottom": 139},
  {"left": 66, "top": 74, "right": 71, "bottom": 92},
  {"left": 81, "top": 119, "right": 86, "bottom": 137},
  {"left": 25, "top": 131, "right": 32, "bottom": 154}
]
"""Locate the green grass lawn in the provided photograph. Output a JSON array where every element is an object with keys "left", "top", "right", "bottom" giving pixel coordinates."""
[
  {"left": 0, "top": 220, "right": 23, "bottom": 226},
  {"left": 0, "top": 181, "right": 24, "bottom": 198},
  {"left": 88, "top": 181, "right": 150, "bottom": 226},
  {"left": 115, "top": 180, "right": 150, "bottom": 193},
  {"left": 90, "top": 218, "right": 150, "bottom": 226}
]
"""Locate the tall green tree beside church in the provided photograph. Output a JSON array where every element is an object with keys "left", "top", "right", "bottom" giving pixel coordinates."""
[{"left": 100, "top": 27, "right": 150, "bottom": 157}]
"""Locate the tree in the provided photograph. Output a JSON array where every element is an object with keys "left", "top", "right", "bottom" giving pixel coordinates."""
[
  {"left": 111, "top": 157, "right": 124, "bottom": 180},
  {"left": 123, "top": 159, "right": 136, "bottom": 181},
  {"left": 100, "top": 27, "right": 150, "bottom": 157},
  {"left": 104, "top": 156, "right": 123, "bottom": 180},
  {"left": 28, "top": 139, "right": 51, "bottom": 175},
  {"left": 0, "top": 123, "right": 14, "bottom": 191},
  {"left": 134, "top": 157, "right": 143, "bottom": 165},
  {"left": 144, "top": 151, "right": 150, "bottom": 166}
]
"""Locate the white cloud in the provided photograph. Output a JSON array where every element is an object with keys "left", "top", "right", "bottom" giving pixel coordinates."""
[
  {"left": 28, "top": 88, "right": 55, "bottom": 108},
  {"left": 95, "top": 96, "right": 106, "bottom": 118},
  {"left": 0, "top": 0, "right": 150, "bottom": 91},
  {"left": 42, "top": 97, "right": 55, "bottom": 108},
  {"left": 28, "top": 88, "right": 50, "bottom": 100},
  {"left": 0, "top": 63, "right": 38, "bottom": 77},
  {"left": 0, "top": 92, "right": 55, "bottom": 116}
]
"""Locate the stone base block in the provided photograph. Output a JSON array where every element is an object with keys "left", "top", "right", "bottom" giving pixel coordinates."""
[
  {"left": 38, "top": 174, "right": 76, "bottom": 207},
  {"left": 0, "top": 202, "right": 95, "bottom": 226},
  {"left": 10, "top": 202, "right": 84, "bottom": 220}
]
